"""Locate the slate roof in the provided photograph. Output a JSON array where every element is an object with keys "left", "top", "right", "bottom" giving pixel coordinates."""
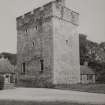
[
  {"left": 80, "top": 65, "right": 95, "bottom": 75},
  {"left": 0, "top": 57, "right": 14, "bottom": 73}
]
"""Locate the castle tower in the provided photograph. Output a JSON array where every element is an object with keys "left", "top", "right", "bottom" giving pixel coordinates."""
[{"left": 16, "top": 0, "right": 80, "bottom": 87}]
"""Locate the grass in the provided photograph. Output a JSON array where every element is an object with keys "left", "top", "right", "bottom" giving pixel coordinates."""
[
  {"left": 0, "top": 100, "right": 104, "bottom": 105},
  {"left": 55, "top": 84, "right": 105, "bottom": 94},
  {"left": 0, "top": 84, "right": 105, "bottom": 105}
]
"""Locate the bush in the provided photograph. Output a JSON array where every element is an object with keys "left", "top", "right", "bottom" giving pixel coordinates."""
[{"left": 0, "top": 75, "right": 4, "bottom": 90}]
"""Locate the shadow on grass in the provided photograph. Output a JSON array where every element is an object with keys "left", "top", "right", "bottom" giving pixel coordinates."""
[
  {"left": 0, "top": 100, "right": 104, "bottom": 105},
  {"left": 55, "top": 84, "right": 105, "bottom": 94}
]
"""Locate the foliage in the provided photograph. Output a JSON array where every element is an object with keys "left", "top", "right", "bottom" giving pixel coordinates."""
[
  {"left": 79, "top": 34, "right": 88, "bottom": 65},
  {"left": 0, "top": 75, "right": 4, "bottom": 90},
  {"left": 0, "top": 52, "right": 17, "bottom": 65},
  {"left": 79, "top": 33, "right": 105, "bottom": 83},
  {"left": 100, "top": 42, "right": 105, "bottom": 51}
]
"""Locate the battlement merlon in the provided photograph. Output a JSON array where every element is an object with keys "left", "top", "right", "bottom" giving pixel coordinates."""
[
  {"left": 16, "top": 0, "right": 79, "bottom": 30},
  {"left": 52, "top": 0, "right": 79, "bottom": 26}
]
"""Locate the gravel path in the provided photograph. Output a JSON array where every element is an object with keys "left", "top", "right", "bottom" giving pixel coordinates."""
[{"left": 0, "top": 88, "right": 105, "bottom": 104}]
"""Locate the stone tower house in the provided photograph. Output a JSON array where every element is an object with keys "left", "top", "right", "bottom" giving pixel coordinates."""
[{"left": 16, "top": 0, "right": 80, "bottom": 86}]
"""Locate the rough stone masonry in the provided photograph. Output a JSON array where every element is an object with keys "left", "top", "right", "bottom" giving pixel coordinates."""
[{"left": 16, "top": 0, "right": 80, "bottom": 87}]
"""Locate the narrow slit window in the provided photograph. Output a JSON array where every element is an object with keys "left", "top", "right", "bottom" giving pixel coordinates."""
[
  {"left": 26, "top": 29, "right": 28, "bottom": 33},
  {"left": 25, "top": 29, "right": 28, "bottom": 35},
  {"left": 40, "top": 59, "right": 44, "bottom": 73},
  {"left": 32, "top": 41, "right": 35, "bottom": 46},
  {"left": 22, "top": 63, "right": 26, "bottom": 74},
  {"left": 66, "top": 40, "right": 68, "bottom": 44},
  {"left": 36, "top": 26, "right": 38, "bottom": 30}
]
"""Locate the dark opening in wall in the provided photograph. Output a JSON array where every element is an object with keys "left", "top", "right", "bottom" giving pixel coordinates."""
[
  {"left": 36, "top": 26, "right": 38, "bottom": 30},
  {"left": 25, "top": 29, "right": 28, "bottom": 35},
  {"left": 66, "top": 40, "right": 68, "bottom": 44},
  {"left": 32, "top": 41, "right": 35, "bottom": 46},
  {"left": 10, "top": 75, "right": 14, "bottom": 83},
  {"left": 22, "top": 63, "right": 26, "bottom": 74},
  {"left": 25, "top": 29, "right": 28, "bottom": 33},
  {"left": 40, "top": 59, "right": 44, "bottom": 73},
  {"left": 6, "top": 75, "right": 9, "bottom": 78}
]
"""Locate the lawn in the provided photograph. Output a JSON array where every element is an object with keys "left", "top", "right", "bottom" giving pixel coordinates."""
[
  {"left": 0, "top": 87, "right": 105, "bottom": 105},
  {"left": 0, "top": 100, "right": 104, "bottom": 105},
  {"left": 55, "top": 84, "right": 105, "bottom": 94}
]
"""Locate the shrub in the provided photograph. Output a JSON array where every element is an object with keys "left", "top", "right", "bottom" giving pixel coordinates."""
[{"left": 0, "top": 75, "right": 4, "bottom": 90}]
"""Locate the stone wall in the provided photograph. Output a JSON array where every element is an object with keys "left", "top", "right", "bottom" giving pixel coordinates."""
[
  {"left": 52, "top": 0, "right": 79, "bottom": 25},
  {"left": 52, "top": 1, "right": 80, "bottom": 84},
  {"left": 17, "top": 2, "right": 54, "bottom": 87},
  {"left": 17, "top": 0, "right": 80, "bottom": 86},
  {"left": 53, "top": 18, "right": 80, "bottom": 84}
]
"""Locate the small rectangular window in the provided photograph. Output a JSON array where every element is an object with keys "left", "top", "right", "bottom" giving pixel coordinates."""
[
  {"left": 87, "top": 75, "right": 93, "bottom": 80},
  {"left": 22, "top": 63, "right": 26, "bottom": 74},
  {"left": 80, "top": 75, "right": 82, "bottom": 80}
]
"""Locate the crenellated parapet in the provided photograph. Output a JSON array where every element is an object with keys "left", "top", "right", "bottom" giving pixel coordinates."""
[
  {"left": 16, "top": 2, "right": 53, "bottom": 31},
  {"left": 52, "top": 0, "right": 79, "bottom": 25},
  {"left": 16, "top": 0, "right": 79, "bottom": 31}
]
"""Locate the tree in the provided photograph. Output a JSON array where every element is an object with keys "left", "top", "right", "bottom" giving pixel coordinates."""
[
  {"left": 0, "top": 52, "right": 17, "bottom": 65},
  {"left": 79, "top": 34, "right": 105, "bottom": 83},
  {"left": 100, "top": 42, "right": 105, "bottom": 51},
  {"left": 79, "top": 34, "right": 88, "bottom": 65}
]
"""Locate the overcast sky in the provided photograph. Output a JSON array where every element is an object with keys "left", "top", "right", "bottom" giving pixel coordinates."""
[{"left": 0, "top": 0, "right": 105, "bottom": 53}]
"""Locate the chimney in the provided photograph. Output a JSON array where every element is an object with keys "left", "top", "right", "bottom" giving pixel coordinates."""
[{"left": 56, "top": 0, "right": 66, "bottom": 6}]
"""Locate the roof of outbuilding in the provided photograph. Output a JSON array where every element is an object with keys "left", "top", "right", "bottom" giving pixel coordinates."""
[
  {"left": 80, "top": 65, "right": 95, "bottom": 75},
  {"left": 0, "top": 57, "right": 14, "bottom": 73}
]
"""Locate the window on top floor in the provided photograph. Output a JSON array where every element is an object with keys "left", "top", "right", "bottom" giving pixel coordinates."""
[{"left": 66, "top": 40, "right": 68, "bottom": 44}]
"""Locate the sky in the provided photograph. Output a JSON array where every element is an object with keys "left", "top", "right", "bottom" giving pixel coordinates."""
[{"left": 0, "top": 0, "right": 105, "bottom": 53}]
